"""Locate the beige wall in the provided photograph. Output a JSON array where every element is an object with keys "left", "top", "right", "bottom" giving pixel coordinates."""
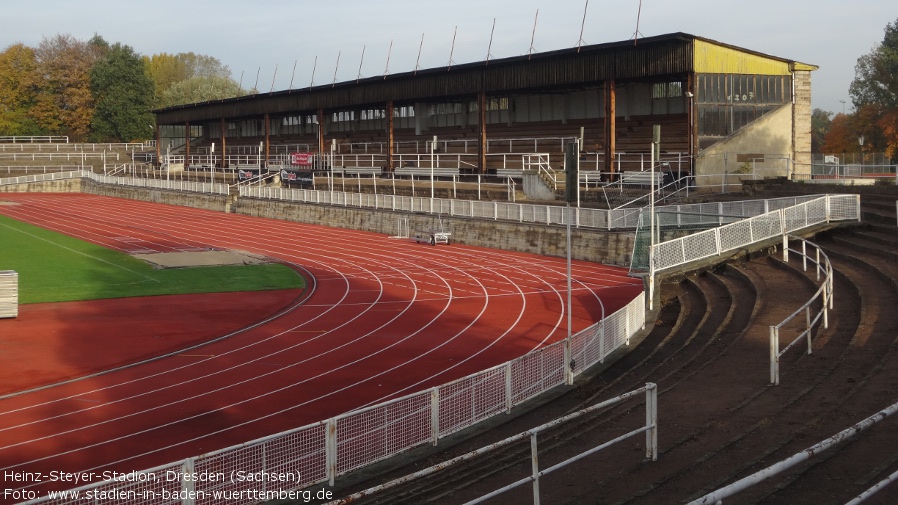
[
  {"left": 792, "top": 70, "right": 813, "bottom": 176},
  {"left": 695, "top": 104, "right": 793, "bottom": 186}
]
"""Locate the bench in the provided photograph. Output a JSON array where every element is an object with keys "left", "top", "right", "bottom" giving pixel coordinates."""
[
  {"left": 619, "top": 171, "right": 663, "bottom": 186},
  {"left": 332, "top": 166, "right": 383, "bottom": 177},
  {"left": 496, "top": 168, "right": 526, "bottom": 179},
  {"left": 394, "top": 166, "right": 461, "bottom": 178}
]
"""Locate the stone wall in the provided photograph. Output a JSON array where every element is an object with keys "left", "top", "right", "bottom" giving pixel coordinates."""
[
  {"left": 82, "top": 180, "right": 235, "bottom": 213},
  {"left": 233, "top": 197, "right": 635, "bottom": 266},
  {"left": 0, "top": 178, "right": 82, "bottom": 193}
]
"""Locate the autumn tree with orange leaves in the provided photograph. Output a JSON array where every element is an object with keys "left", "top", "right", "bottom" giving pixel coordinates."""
[{"left": 848, "top": 16, "right": 898, "bottom": 159}]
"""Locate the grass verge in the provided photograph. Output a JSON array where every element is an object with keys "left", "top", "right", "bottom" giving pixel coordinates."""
[{"left": 0, "top": 214, "right": 305, "bottom": 304}]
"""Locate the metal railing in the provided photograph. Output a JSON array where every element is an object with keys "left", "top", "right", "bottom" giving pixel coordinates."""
[
  {"left": 330, "top": 383, "right": 657, "bottom": 505},
  {"left": 769, "top": 236, "right": 833, "bottom": 385},
  {"left": 0, "top": 135, "right": 68, "bottom": 143},
  {"left": 688, "top": 400, "right": 898, "bottom": 504},
  {"left": 650, "top": 195, "right": 861, "bottom": 275},
  {"left": 84, "top": 171, "right": 231, "bottom": 195},
  {"left": 0, "top": 165, "right": 82, "bottom": 175},
  {"left": 0, "top": 170, "right": 85, "bottom": 186}
]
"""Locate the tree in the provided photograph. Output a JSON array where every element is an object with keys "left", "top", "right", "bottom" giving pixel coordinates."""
[
  {"left": 156, "top": 75, "right": 247, "bottom": 109},
  {"left": 145, "top": 52, "right": 239, "bottom": 108},
  {"left": 0, "top": 43, "right": 42, "bottom": 135},
  {"left": 30, "top": 34, "right": 105, "bottom": 140},
  {"left": 821, "top": 113, "right": 853, "bottom": 155},
  {"left": 810, "top": 108, "right": 832, "bottom": 153},
  {"left": 849, "top": 17, "right": 898, "bottom": 157},
  {"left": 90, "top": 43, "right": 154, "bottom": 142}
]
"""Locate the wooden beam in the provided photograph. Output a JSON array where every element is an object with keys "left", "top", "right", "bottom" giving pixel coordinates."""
[
  {"left": 185, "top": 121, "right": 190, "bottom": 168},
  {"left": 387, "top": 100, "right": 394, "bottom": 171},
  {"left": 220, "top": 118, "right": 226, "bottom": 168},
  {"left": 264, "top": 113, "right": 270, "bottom": 167},
  {"left": 478, "top": 91, "right": 487, "bottom": 174},
  {"left": 604, "top": 80, "right": 616, "bottom": 175}
]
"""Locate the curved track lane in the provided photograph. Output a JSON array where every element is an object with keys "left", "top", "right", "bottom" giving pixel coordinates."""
[{"left": 0, "top": 193, "right": 642, "bottom": 497}]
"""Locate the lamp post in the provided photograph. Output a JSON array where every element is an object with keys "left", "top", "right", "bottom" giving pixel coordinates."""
[{"left": 859, "top": 136, "right": 865, "bottom": 168}]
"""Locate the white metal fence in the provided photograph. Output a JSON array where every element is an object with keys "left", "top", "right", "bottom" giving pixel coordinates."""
[
  {"left": 84, "top": 171, "right": 231, "bottom": 195},
  {"left": 241, "top": 184, "right": 832, "bottom": 232},
  {"left": 24, "top": 293, "right": 646, "bottom": 504},
  {"left": 769, "top": 236, "right": 833, "bottom": 385},
  {"left": 329, "top": 383, "right": 658, "bottom": 505},
  {"left": 651, "top": 195, "right": 860, "bottom": 274}
]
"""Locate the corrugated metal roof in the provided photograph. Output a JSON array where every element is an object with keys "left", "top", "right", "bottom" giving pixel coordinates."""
[{"left": 154, "top": 32, "right": 811, "bottom": 125}]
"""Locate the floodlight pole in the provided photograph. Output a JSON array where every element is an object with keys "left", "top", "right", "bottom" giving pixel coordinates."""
[
  {"left": 210, "top": 143, "right": 215, "bottom": 184},
  {"left": 649, "top": 125, "right": 660, "bottom": 311}
]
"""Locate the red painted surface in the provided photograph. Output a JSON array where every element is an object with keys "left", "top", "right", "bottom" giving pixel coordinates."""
[{"left": 0, "top": 193, "right": 642, "bottom": 499}]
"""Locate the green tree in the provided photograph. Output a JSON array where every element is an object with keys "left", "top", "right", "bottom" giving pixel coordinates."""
[
  {"left": 157, "top": 74, "right": 246, "bottom": 109},
  {"left": 849, "top": 17, "right": 898, "bottom": 157},
  {"left": 90, "top": 43, "right": 154, "bottom": 142},
  {"left": 0, "top": 43, "right": 42, "bottom": 135},
  {"left": 145, "top": 52, "right": 241, "bottom": 108}
]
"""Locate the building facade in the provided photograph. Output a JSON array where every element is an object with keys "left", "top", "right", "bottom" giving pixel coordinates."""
[{"left": 153, "top": 32, "right": 816, "bottom": 186}]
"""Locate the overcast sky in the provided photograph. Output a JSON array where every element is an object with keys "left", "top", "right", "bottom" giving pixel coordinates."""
[{"left": 4, "top": 1, "right": 895, "bottom": 115}]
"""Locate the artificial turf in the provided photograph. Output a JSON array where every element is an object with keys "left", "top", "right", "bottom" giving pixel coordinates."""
[{"left": 0, "top": 214, "right": 305, "bottom": 304}]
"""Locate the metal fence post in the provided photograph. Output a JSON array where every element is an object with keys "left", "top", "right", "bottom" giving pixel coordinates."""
[
  {"left": 505, "top": 362, "right": 513, "bottom": 413},
  {"left": 530, "top": 433, "right": 541, "bottom": 505},
  {"left": 181, "top": 457, "right": 197, "bottom": 505},
  {"left": 646, "top": 383, "right": 658, "bottom": 461},
  {"left": 806, "top": 307, "right": 813, "bottom": 354},
  {"left": 770, "top": 326, "right": 779, "bottom": 385},
  {"left": 431, "top": 388, "right": 440, "bottom": 446},
  {"left": 327, "top": 418, "right": 337, "bottom": 486}
]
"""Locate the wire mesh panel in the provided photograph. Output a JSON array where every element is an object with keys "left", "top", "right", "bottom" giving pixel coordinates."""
[
  {"left": 335, "top": 393, "right": 431, "bottom": 476},
  {"left": 30, "top": 462, "right": 186, "bottom": 505},
  {"left": 438, "top": 367, "right": 508, "bottom": 436},
  {"left": 194, "top": 422, "right": 328, "bottom": 503},
  {"left": 829, "top": 194, "right": 860, "bottom": 220},
  {"left": 509, "top": 342, "right": 565, "bottom": 406},
  {"left": 570, "top": 322, "right": 605, "bottom": 374}
]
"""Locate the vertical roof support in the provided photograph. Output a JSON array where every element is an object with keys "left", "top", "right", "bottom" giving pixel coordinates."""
[{"left": 603, "top": 80, "right": 616, "bottom": 176}]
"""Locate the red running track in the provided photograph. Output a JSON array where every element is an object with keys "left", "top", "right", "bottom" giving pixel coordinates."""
[{"left": 0, "top": 193, "right": 642, "bottom": 498}]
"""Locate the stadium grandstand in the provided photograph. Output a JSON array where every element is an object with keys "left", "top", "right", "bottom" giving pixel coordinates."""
[{"left": 151, "top": 32, "right": 817, "bottom": 195}]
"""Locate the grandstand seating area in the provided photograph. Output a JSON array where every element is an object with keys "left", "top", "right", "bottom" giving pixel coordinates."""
[{"left": 327, "top": 197, "right": 898, "bottom": 504}]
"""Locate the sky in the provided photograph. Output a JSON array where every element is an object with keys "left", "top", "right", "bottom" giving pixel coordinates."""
[{"left": 3, "top": 1, "right": 895, "bottom": 115}]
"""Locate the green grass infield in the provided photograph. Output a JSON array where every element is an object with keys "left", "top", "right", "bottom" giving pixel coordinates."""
[{"left": 0, "top": 214, "right": 305, "bottom": 304}]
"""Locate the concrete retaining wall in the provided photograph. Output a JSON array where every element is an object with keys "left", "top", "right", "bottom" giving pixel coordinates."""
[
  {"left": 5, "top": 179, "right": 636, "bottom": 267},
  {"left": 233, "top": 197, "right": 635, "bottom": 266},
  {"left": 82, "top": 180, "right": 235, "bottom": 213},
  {"left": 0, "top": 178, "right": 82, "bottom": 193}
]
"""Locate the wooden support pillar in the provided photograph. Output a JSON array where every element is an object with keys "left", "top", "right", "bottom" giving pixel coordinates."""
[
  {"left": 264, "top": 113, "right": 270, "bottom": 167},
  {"left": 603, "top": 80, "right": 616, "bottom": 176},
  {"left": 687, "top": 73, "right": 696, "bottom": 174},
  {"left": 387, "top": 100, "right": 395, "bottom": 171},
  {"left": 185, "top": 121, "right": 190, "bottom": 168},
  {"left": 154, "top": 120, "right": 161, "bottom": 167},
  {"left": 478, "top": 91, "right": 487, "bottom": 174},
  {"left": 317, "top": 108, "right": 325, "bottom": 156},
  {"left": 219, "top": 118, "right": 227, "bottom": 168}
]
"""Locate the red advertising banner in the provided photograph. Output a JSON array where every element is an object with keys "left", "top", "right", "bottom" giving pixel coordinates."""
[{"left": 291, "top": 152, "right": 314, "bottom": 166}]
